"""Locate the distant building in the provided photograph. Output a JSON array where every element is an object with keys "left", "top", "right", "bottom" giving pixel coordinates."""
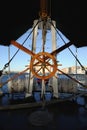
[{"left": 60, "top": 66, "right": 86, "bottom": 74}]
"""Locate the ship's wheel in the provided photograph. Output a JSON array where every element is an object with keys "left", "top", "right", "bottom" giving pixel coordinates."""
[{"left": 30, "top": 52, "right": 57, "bottom": 80}]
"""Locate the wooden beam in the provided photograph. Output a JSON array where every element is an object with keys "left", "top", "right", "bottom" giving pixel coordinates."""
[
  {"left": 11, "top": 40, "right": 35, "bottom": 56},
  {"left": 51, "top": 42, "right": 72, "bottom": 55}
]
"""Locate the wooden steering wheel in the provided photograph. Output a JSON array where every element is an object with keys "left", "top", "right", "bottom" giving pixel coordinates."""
[{"left": 30, "top": 52, "right": 57, "bottom": 80}]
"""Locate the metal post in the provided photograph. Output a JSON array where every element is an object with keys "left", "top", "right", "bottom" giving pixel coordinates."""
[
  {"left": 28, "top": 20, "right": 38, "bottom": 95},
  {"left": 75, "top": 47, "right": 77, "bottom": 79},
  {"left": 51, "top": 20, "right": 58, "bottom": 98},
  {"left": 8, "top": 46, "right": 10, "bottom": 73}
]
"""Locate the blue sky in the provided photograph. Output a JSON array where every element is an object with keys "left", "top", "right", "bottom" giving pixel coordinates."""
[{"left": 0, "top": 28, "right": 87, "bottom": 72}]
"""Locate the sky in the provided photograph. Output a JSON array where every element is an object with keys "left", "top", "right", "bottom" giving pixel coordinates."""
[{"left": 0, "top": 28, "right": 87, "bottom": 72}]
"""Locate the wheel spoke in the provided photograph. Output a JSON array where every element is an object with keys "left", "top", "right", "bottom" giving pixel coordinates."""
[
  {"left": 35, "top": 66, "right": 43, "bottom": 74},
  {"left": 45, "top": 66, "right": 52, "bottom": 73}
]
